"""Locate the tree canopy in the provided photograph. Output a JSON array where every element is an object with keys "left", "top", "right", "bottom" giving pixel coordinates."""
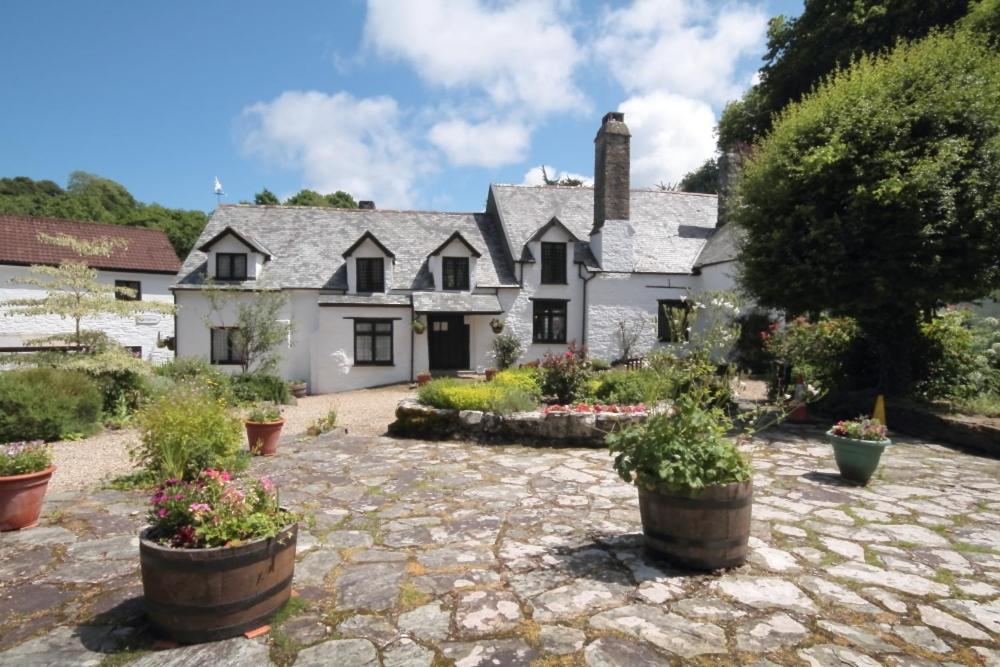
[
  {"left": 734, "top": 30, "right": 1000, "bottom": 392},
  {"left": 719, "top": 0, "right": 977, "bottom": 149},
  {"left": 282, "top": 188, "right": 358, "bottom": 208},
  {"left": 0, "top": 172, "right": 208, "bottom": 259},
  {"left": 678, "top": 159, "right": 719, "bottom": 194}
]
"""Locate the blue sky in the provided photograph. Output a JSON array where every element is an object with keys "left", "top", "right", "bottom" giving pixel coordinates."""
[{"left": 1, "top": 0, "right": 802, "bottom": 213}]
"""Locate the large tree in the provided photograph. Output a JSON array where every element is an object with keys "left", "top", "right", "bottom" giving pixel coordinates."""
[
  {"left": 734, "top": 30, "right": 1000, "bottom": 394},
  {"left": 678, "top": 159, "right": 720, "bottom": 194},
  {"left": 719, "top": 0, "right": 976, "bottom": 149},
  {"left": 283, "top": 188, "right": 358, "bottom": 208}
]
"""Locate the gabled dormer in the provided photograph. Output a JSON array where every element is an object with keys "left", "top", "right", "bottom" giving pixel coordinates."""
[
  {"left": 522, "top": 217, "right": 579, "bottom": 285},
  {"left": 343, "top": 231, "right": 395, "bottom": 294},
  {"left": 428, "top": 231, "right": 481, "bottom": 292},
  {"left": 198, "top": 227, "right": 272, "bottom": 281}
]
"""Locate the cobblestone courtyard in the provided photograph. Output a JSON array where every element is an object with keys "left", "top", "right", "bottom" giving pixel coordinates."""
[{"left": 1, "top": 426, "right": 998, "bottom": 666}]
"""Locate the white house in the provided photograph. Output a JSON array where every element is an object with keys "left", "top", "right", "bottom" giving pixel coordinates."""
[
  {"left": 174, "top": 112, "right": 741, "bottom": 393},
  {"left": 0, "top": 215, "right": 179, "bottom": 362}
]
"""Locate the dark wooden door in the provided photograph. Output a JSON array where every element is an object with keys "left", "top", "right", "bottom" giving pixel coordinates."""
[{"left": 428, "top": 315, "right": 469, "bottom": 370}]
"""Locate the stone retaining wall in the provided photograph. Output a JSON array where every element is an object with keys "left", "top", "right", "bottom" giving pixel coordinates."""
[{"left": 388, "top": 399, "right": 649, "bottom": 446}]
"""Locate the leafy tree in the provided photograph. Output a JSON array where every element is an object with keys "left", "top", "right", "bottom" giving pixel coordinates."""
[
  {"left": 734, "top": 31, "right": 1000, "bottom": 394},
  {"left": 283, "top": 189, "right": 326, "bottom": 207},
  {"left": 324, "top": 190, "right": 357, "bottom": 208},
  {"left": 3, "top": 233, "right": 175, "bottom": 345},
  {"left": 678, "top": 159, "right": 720, "bottom": 194},
  {"left": 204, "top": 285, "right": 292, "bottom": 373},
  {"left": 254, "top": 189, "right": 280, "bottom": 205},
  {"left": 719, "top": 0, "right": 975, "bottom": 148}
]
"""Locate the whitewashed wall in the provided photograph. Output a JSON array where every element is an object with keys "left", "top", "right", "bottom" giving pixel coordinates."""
[
  {"left": 0, "top": 264, "right": 175, "bottom": 363},
  {"left": 311, "top": 305, "right": 411, "bottom": 393},
  {"left": 204, "top": 233, "right": 265, "bottom": 280},
  {"left": 695, "top": 261, "right": 740, "bottom": 294},
  {"left": 346, "top": 238, "right": 394, "bottom": 293}
]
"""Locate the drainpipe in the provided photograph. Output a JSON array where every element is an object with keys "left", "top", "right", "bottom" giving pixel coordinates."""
[
  {"left": 578, "top": 264, "right": 595, "bottom": 347},
  {"left": 409, "top": 293, "right": 415, "bottom": 383}
]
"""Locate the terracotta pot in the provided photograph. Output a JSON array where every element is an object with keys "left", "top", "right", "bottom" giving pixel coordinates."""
[
  {"left": 0, "top": 466, "right": 56, "bottom": 531},
  {"left": 416, "top": 373, "right": 432, "bottom": 386},
  {"left": 140, "top": 522, "right": 297, "bottom": 643},
  {"left": 638, "top": 479, "right": 752, "bottom": 570},
  {"left": 245, "top": 419, "right": 285, "bottom": 456},
  {"left": 485, "top": 368, "right": 498, "bottom": 381},
  {"left": 787, "top": 404, "right": 809, "bottom": 423},
  {"left": 290, "top": 383, "right": 307, "bottom": 399}
]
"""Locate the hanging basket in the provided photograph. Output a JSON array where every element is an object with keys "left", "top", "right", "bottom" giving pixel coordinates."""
[
  {"left": 489, "top": 318, "right": 505, "bottom": 334},
  {"left": 412, "top": 319, "right": 426, "bottom": 335}
]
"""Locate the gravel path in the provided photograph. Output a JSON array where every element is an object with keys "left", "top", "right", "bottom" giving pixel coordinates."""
[{"left": 48, "top": 383, "right": 415, "bottom": 493}]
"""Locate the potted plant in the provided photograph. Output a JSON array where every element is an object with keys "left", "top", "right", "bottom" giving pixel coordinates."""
[
  {"left": 139, "top": 470, "right": 298, "bottom": 643},
  {"left": 490, "top": 317, "right": 505, "bottom": 334},
  {"left": 416, "top": 371, "right": 432, "bottom": 386},
  {"left": 245, "top": 403, "right": 284, "bottom": 456},
  {"left": 826, "top": 417, "right": 890, "bottom": 485},
  {"left": 412, "top": 318, "right": 426, "bottom": 335},
  {"left": 606, "top": 390, "right": 753, "bottom": 570},
  {"left": 485, "top": 368, "right": 498, "bottom": 381},
  {"left": 289, "top": 380, "right": 308, "bottom": 399},
  {"left": 0, "top": 441, "right": 55, "bottom": 531}
]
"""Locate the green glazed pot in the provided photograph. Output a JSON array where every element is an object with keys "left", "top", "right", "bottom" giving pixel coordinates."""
[{"left": 825, "top": 431, "right": 890, "bottom": 485}]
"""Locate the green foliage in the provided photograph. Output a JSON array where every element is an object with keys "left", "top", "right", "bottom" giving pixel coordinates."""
[
  {"left": 247, "top": 402, "right": 282, "bottom": 423},
  {"left": 916, "top": 309, "right": 999, "bottom": 400},
  {"left": 736, "top": 32, "right": 1000, "bottom": 392},
  {"left": 147, "top": 471, "right": 294, "bottom": 548},
  {"left": 283, "top": 189, "right": 358, "bottom": 208},
  {"left": 490, "top": 332, "right": 522, "bottom": 370},
  {"left": 733, "top": 311, "right": 779, "bottom": 375},
  {"left": 0, "top": 441, "right": 53, "bottom": 476},
  {"left": 229, "top": 372, "right": 292, "bottom": 405},
  {"left": 719, "top": 1, "right": 975, "bottom": 148},
  {"left": 306, "top": 409, "right": 338, "bottom": 437},
  {"left": 952, "top": 392, "right": 1000, "bottom": 417},
  {"left": 154, "top": 357, "right": 233, "bottom": 403},
  {"left": 0, "top": 172, "right": 207, "bottom": 257},
  {"left": 254, "top": 188, "right": 280, "bottom": 205},
  {"left": 0, "top": 368, "right": 102, "bottom": 442},
  {"left": 417, "top": 379, "right": 536, "bottom": 414},
  {"left": 590, "top": 357, "right": 611, "bottom": 371},
  {"left": 606, "top": 389, "right": 751, "bottom": 493},
  {"left": 590, "top": 369, "right": 672, "bottom": 405},
  {"left": 132, "top": 385, "right": 243, "bottom": 481},
  {"left": 204, "top": 287, "right": 292, "bottom": 373},
  {"left": 762, "top": 316, "right": 859, "bottom": 393},
  {"left": 540, "top": 343, "right": 592, "bottom": 404},
  {"left": 492, "top": 368, "right": 542, "bottom": 400},
  {"left": 678, "top": 158, "right": 720, "bottom": 194}
]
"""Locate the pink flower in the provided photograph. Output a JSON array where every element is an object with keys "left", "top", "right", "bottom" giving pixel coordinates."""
[
  {"left": 189, "top": 503, "right": 211, "bottom": 513},
  {"left": 156, "top": 508, "right": 169, "bottom": 518},
  {"left": 260, "top": 477, "right": 274, "bottom": 493}
]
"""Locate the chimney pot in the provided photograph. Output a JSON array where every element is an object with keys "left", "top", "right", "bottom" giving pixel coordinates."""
[{"left": 358, "top": 200, "right": 375, "bottom": 210}]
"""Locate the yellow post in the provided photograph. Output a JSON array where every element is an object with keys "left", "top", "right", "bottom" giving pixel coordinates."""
[{"left": 873, "top": 394, "right": 887, "bottom": 425}]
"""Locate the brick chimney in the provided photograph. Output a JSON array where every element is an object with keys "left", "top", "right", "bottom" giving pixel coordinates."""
[
  {"left": 358, "top": 200, "right": 376, "bottom": 210},
  {"left": 592, "top": 111, "right": 630, "bottom": 233}
]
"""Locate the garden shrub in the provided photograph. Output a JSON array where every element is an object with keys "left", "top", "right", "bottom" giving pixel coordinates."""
[
  {"left": 590, "top": 369, "right": 665, "bottom": 405},
  {"left": 0, "top": 368, "right": 103, "bottom": 442},
  {"left": 589, "top": 358, "right": 611, "bottom": 371},
  {"left": 230, "top": 372, "right": 292, "bottom": 405},
  {"left": 540, "top": 343, "right": 592, "bottom": 404},
  {"left": 915, "top": 309, "right": 999, "bottom": 400},
  {"left": 417, "top": 379, "right": 536, "bottom": 414},
  {"left": 132, "top": 384, "right": 243, "bottom": 481},
  {"left": 733, "top": 310, "right": 778, "bottom": 375},
  {"left": 762, "top": 316, "right": 858, "bottom": 395},
  {"left": 491, "top": 333, "right": 522, "bottom": 370},
  {"left": 492, "top": 367, "right": 541, "bottom": 399}
]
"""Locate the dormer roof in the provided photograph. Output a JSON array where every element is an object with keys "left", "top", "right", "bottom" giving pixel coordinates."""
[
  {"left": 342, "top": 230, "right": 396, "bottom": 260},
  {"left": 428, "top": 231, "right": 482, "bottom": 258},
  {"left": 518, "top": 216, "right": 580, "bottom": 262},
  {"left": 197, "top": 226, "right": 272, "bottom": 259}
]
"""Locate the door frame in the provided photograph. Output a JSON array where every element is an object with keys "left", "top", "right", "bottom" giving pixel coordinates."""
[{"left": 427, "top": 314, "right": 470, "bottom": 370}]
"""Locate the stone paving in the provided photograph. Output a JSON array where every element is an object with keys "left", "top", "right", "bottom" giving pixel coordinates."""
[{"left": 1, "top": 425, "right": 998, "bottom": 666}]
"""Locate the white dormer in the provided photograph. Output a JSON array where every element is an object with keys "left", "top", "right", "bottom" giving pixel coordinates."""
[
  {"left": 198, "top": 227, "right": 272, "bottom": 281},
  {"left": 428, "top": 231, "right": 481, "bottom": 292},
  {"left": 342, "top": 231, "right": 395, "bottom": 294},
  {"left": 521, "top": 217, "right": 578, "bottom": 286}
]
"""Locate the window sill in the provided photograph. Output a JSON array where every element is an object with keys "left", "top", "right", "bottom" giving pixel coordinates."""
[
  {"left": 354, "top": 362, "right": 394, "bottom": 367},
  {"left": 211, "top": 361, "right": 244, "bottom": 366},
  {"left": 540, "top": 281, "right": 569, "bottom": 286},
  {"left": 532, "top": 339, "right": 568, "bottom": 345}
]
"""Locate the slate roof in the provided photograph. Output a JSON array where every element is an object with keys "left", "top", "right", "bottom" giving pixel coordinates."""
[
  {"left": 176, "top": 206, "right": 518, "bottom": 290},
  {"left": 489, "top": 184, "right": 720, "bottom": 274},
  {"left": 318, "top": 294, "right": 411, "bottom": 307},
  {"left": 412, "top": 292, "right": 503, "bottom": 314},
  {"left": 0, "top": 214, "right": 180, "bottom": 274},
  {"left": 694, "top": 222, "right": 742, "bottom": 267}
]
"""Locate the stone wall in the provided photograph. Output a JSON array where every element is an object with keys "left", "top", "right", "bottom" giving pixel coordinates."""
[{"left": 388, "top": 398, "right": 648, "bottom": 446}]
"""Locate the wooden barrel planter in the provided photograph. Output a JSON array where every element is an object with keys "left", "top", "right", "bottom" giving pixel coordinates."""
[
  {"left": 139, "top": 522, "right": 297, "bottom": 643},
  {"left": 0, "top": 466, "right": 56, "bottom": 531},
  {"left": 638, "top": 480, "right": 752, "bottom": 570}
]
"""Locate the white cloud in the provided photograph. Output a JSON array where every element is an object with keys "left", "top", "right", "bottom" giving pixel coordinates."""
[
  {"left": 521, "top": 165, "right": 593, "bottom": 186},
  {"left": 619, "top": 92, "right": 717, "bottom": 186},
  {"left": 429, "top": 119, "right": 531, "bottom": 167},
  {"left": 364, "top": 0, "right": 585, "bottom": 114},
  {"left": 239, "top": 90, "right": 425, "bottom": 208},
  {"left": 597, "top": 0, "right": 768, "bottom": 105}
]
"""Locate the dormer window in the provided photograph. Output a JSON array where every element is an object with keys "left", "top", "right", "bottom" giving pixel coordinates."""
[
  {"left": 216, "top": 253, "right": 248, "bottom": 280},
  {"left": 442, "top": 257, "right": 469, "bottom": 290},
  {"left": 541, "top": 242, "right": 567, "bottom": 284},
  {"left": 357, "top": 258, "right": 385, "bottom": 293}
]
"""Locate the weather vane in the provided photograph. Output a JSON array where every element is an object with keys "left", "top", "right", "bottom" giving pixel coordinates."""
[{"left": 214, "top": 176, "right": 225, "bottom": 206}]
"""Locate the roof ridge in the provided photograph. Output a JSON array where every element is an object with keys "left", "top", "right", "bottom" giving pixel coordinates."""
[
  {"left": 489, "top": 183, "right": 718, "bottom": 198},
  {"left": 219, "top": 204, "right": 484, "bottom": 215},
  {"left": 0, "top": 213, "right": 178, "bottom": 236}
]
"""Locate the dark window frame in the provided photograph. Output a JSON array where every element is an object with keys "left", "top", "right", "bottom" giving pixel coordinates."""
[
  {"left": 658, "top": 300, "right": 691, "bottom": 343},
  {"left": 114, "top": 279, "right": 142, "bottom": 301},
  {"left": 210, "top": 327, "right": 246, "bottom": 365},
  {"left": 216, "top": 253, "right": 248, "bottom": 281},
  {"left": 441, "top": 256, "right": 470, "bottom": 290},
  {"left": 532, "top": 299, "right": 568, "bottom": 343},
  {"left": 354, "top": 318, "right": 394, "bottom": 366},
  {"left": 356, "top": 257, "right": 386, "bottom": 293},
  {"left": 540, "top": 242, "right": 567, "bottom": 285}
]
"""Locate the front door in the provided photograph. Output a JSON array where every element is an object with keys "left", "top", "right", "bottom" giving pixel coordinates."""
[{"left": 428, "top": 315, "right": 469, "bottom": 370}]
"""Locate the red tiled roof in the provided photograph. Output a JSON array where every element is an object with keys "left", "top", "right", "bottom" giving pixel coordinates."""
[{"left": 0, "top": 215, "right": 181, "bottom": 274}]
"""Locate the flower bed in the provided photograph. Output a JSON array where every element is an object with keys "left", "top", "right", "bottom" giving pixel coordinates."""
[{"left": 389, "top": 398, "right": 651, "bottom": 445}]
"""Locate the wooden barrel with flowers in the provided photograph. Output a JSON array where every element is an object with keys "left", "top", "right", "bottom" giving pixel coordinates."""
[{"left": 139, "top": 471, "right": 297, "bottom": 643}]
